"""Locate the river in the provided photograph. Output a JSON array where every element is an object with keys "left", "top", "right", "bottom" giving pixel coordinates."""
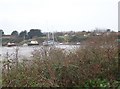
[{"left": 1, "top": 45, "right": 80, "bottom": 60}]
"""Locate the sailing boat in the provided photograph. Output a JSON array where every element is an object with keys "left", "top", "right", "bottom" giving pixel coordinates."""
[{"left": 43, "top": 32, "right": 56, "bottom": 46}]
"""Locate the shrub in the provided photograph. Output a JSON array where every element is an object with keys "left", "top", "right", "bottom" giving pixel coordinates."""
[{"left": 2, "top": 33, "right": 118, "bottom": 87}]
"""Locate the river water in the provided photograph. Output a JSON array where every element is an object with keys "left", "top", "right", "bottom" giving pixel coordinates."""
[{"left": 1, "top": 45, "right": 80, "bottom": 60}]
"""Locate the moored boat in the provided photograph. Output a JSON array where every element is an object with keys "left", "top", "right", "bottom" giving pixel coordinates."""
[
  {"left": 43, "top": 40, "right": 55, "bottom": 46},
  {"left": 28, "top": 40, "right": 39, "bottom": 46},
  {"left": 7, "top": 42, "right": 16, "bottom": 47}
]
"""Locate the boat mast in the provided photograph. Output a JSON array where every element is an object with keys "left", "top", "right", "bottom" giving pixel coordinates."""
[
  {"left": 52, "top": 32, "right": 54, "bottom": 41},
  {"left": 47, "top": 32, "right": 50, "bottom": 41},
  {"left": 52, "top": 32, "right": 55, "bottom": 44}
]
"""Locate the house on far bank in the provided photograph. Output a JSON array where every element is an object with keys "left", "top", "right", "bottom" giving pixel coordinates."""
[{"left": 2, "top": 35, "right": 16, "bottom": 39}]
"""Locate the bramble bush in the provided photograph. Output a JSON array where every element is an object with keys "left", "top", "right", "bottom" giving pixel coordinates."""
[{"left": 2, "top": 33, "right": 119, "bottom": 88}]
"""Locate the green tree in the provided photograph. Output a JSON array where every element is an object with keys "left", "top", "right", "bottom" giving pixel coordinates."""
[
  {"left": 19, "top": 30, "right": 27, "bottom": 39},
  {"left": 0, "top": 30, "right": 4, "bottom": 35},
  {"left": 28, "top": 29, "right": 43, "bottom": 39},
  {"left": 56, "top": 36, "right": 65, "bottom": 42},
  {"left": 106, "top": 29, "right": 111, "bottom": 32},
  {"left": 69, "top": 35, "right": 79, "bottom": 42},
  {"left": 2, "top": 31, "right": 4, "bottom": 35},
  {"left": 11, "top": 31, "right": 18, "bottom": 37}
]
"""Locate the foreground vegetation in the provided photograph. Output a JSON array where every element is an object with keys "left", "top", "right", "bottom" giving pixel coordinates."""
[{"left": 2, "top": 34, "right": 120, "bottom": 88}]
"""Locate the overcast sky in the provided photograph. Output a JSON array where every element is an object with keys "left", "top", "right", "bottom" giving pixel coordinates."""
[{"left": 0, "top": 0, "right": 119, "bottom": 34}]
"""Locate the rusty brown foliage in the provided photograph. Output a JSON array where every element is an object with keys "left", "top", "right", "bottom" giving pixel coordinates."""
[{"left": 2, "top": 33, "right": 118, "bottom": 87}]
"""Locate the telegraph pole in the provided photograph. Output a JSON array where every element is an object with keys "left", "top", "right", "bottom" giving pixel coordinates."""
[
  {"left": 0, "top": 30, "right": 2, "bottom": 88},
  {"left": 118, "top": 1, "right": 120, "bottom": 81}
]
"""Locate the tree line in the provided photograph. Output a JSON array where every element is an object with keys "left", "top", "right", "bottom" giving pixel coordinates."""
[
  {"left": 2, "top": 29, "right": 44, "bottom": 39},
  {"left": 1, "top": 28, "right": 113, "bottom": 44}
]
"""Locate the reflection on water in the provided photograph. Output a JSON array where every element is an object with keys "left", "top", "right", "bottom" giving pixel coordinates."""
[{"left": 1, "top": 45, "right": 80, "bottom": 60}]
